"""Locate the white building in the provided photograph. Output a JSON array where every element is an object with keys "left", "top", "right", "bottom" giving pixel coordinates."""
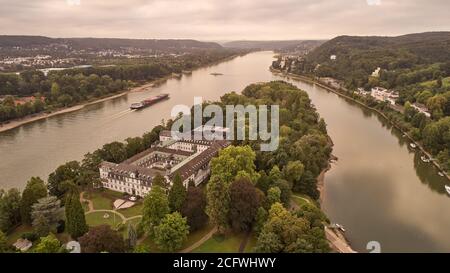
[
  {"left": 371, "top": 87, "right": 399, "bottom": 105},
  {"left": 412, "top": 103, "right": 431, "bottom": 118},
  {"left": 99, "top": 129, "right": 230, "bottom": 197},
  {"left": 330, "top": 55, "right": 337, "bottom": 61}
]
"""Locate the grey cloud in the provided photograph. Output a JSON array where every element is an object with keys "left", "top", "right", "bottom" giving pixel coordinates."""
[{"left": 0, "top": 0, "right": 448, "bottom": 40}]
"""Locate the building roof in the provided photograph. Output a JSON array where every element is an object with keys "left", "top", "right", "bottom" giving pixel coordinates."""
[
  {"left": 170, "top": 140, "right": 230, "bottom": 181},
  {"left": 123, "top": 146, "right": 194, "bottom": 164}
]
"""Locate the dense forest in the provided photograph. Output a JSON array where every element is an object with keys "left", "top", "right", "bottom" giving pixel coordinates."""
[
  {"left": 0, "top": 50, "right": 240, "bottom": 123},
  {"left": 0, "top": 81, "right": 332, "bottom": 253},
  {"left": 276, "top": 32, "right": 450, "bottom": 173}
]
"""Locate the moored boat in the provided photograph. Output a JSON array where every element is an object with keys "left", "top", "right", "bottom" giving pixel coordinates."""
[
  {"left": 445, "top": 185, "right": 450, "bottom": 195},
  {"left": 410, "top": 143, "right": 417, "bottom": 149}
]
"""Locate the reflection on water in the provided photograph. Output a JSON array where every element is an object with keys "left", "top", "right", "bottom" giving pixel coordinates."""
[{"left": 1, "top": 51, "right": 450, "bottom": 252}]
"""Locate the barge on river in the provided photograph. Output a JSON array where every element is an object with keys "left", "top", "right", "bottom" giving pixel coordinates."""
[{"left": 130, "top": 93, "right": 169, "bottom": 110}]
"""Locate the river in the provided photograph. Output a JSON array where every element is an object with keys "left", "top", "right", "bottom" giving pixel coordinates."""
[{"left": 1, "top": 51, "right": 449, "bottom": 252}]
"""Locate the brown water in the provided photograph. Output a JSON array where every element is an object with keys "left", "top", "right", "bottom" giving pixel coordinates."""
[{"left": 1, "top": 51, "right": 449, "bottom": 252}]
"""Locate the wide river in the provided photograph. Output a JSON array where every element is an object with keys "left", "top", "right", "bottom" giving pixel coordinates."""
[{"left": 1, "top": 51, "right": 449, "bottom": 252}]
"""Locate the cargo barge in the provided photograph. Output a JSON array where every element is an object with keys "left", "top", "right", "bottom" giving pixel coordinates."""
[{"left": 130, "top": 93, "right": 169, "bottom": 110}]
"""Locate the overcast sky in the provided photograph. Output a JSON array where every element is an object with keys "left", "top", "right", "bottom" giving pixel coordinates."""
[{"left": 0, "top": 0, "right": 448, "bottom": 41}]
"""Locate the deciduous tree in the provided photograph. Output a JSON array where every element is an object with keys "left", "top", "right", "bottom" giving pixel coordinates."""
[
  {"left": 168, "top": 174, "right": 186, "bottom": 212},
  {"left": 20, "top": 177, "right": 47, "bottom": 225},
  {"left": 154, "top": 212, "right": 189, "bottom": 252},
  {"left": 79, "top": 225, "right": 125, "bottom": 253}
]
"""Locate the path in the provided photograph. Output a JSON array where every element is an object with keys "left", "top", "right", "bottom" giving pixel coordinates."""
[
  {"left": 325, "top": 227, "right": 356, "bottom": 253},
  {"left": 80, "top": 192, "right": 94, "bottom": 212},
  {"left": 81, "top": 191, "right": 142, "bottom": 224},
  {"left": 238, "top": 232, "right": 252, "bottom": 253},
  {"left": 179, "top": 226, "right": 218, "bottom": 253}
]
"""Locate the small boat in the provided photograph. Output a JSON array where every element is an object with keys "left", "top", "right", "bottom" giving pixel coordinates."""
[
  {"left": 421, "top": 156, "right": 430, "bottom": 163},
  {"left": 410, "top": 143, "right": 417, "bottom": 149},
  {"left": 445, "top": 185, "right": 450, "bottom": 195},
  {"left": 438, "top": 172, "right": 445, "bottom": 177},
  {"left": 210, "top": 72, "right": 223, "bottom": 76},
  {"left": 335, "top": 223, "right": 346, "bottom": 233}
]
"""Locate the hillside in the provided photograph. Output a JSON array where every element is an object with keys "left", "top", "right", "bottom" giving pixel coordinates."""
[
  {"left": 223, "top": 40, "right": 324, "bottom": 51},
  {"left": 304, "top": 32, "right": 450, "bottom": 70},
  {"left": 0, "top": 35, "right": 222, "bottom": 50}
]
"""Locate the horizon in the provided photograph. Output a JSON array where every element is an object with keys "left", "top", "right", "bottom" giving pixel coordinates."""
[
  {"left": 1, "top": 30, "right": 449, "bottom": 43},
  {"left": 0, "top": 0, "right": 449, "bottom": 40}
]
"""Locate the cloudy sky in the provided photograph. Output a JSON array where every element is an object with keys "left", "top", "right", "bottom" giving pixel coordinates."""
[{"left": 0, "top": 0, "right": 448, "bottom": 41}]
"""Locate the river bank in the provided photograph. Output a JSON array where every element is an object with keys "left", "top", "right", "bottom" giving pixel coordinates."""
[
  {"left": 271, "top": 68, "right": 450, "bottom": 182},
  {"left": 0, "top": 54, "right": 244, "bottom": 134}
]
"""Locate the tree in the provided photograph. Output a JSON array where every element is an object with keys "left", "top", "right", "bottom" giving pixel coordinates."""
[
  {"left": 152, "top": 174, "right": 168, "bottom": 188},
  {"left": 79, "top": 225, "right": 125, "bottom": 253},
  {"left": 33, "top": 214, "right": 50, "bottom": 237},
  {"left": 207, "top": 145, "right": 259, "bottom": 232},
  {"left": 20, "top": 177, "right": 47, "bottom": 225},
  {"left": 154, "top": 212, "right": 189, "bottom": 252},
  {"left": 254, "top": 207, "right": 268, "bottom": 235},
  {"left": 98, "top": 142, "right": 128, "bottom": 163},
  {"left": 181, "top": 186, "right": 208, "bottom": 232},
  {"left": 256, "top": 171, "right": 273, "bottom": 193},
  {"left": 65, "top": 192, "right": 88, "bottom": 239},
  {"left": 168, "top": 174, "right": 186, "bottom": 212},
  {"left": 274, "top": 180, "right": 292, "bottom": 207},
  {"left": 35, "top": 233, "right": 64, "bottom": 253},
  {"left": 229, "top": 178, "right": 263, "bottom": 232},
  {"left": 0, "top": 231, "right": 10, "bottom": 253},
  {"left": 0, "top": 188, "right": 21, "bottom": 232},
  {"left": 255, "top": 202, "right": 328, "bottom": 253},
  {"left": 127, "top": 223, "right": 138, "bottom": 249},
  {"left": 31, "top": 196, "right": 64, "bottom": 237},
  {"left": 206, "top": 176, "right": 230, "bottom": 232},
  {"left": 266, "top": 187, "right": 281, "bottom": 208},
  {"left": 141, "top": 186, "right": 169, "bottom": 235},
  {"left": 47, "top": 161, "right": 82, "bottom": 198},
  {"left": 283, "top": 161, "right": 304, "bottom": 188},
  {"left": 210, "top": 145, "right": 260, "bottom": 184},
  {"left": 125, "top": 137, "right": 144, "bottom": 157}
]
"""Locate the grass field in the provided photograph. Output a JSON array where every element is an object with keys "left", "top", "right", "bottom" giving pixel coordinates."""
[
  {"left": 192, "top": 232, "right": 246, "bottom": 253},
  {"left": 85, "top": 189, "right": 125, "bottom": 210},
  {"left": 118, "top": 202, "right": 143, "bottom": 218},
  {"left": 180, "top": 222, "right": 214, "bottom": 250},
  {"left": 85, "top": 211, "right": 122, "bottom": 227}
]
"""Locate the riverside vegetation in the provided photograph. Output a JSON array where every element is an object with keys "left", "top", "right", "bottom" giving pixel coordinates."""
[{"left": 0, "top": 81, "right": 332, "bottom": 253}]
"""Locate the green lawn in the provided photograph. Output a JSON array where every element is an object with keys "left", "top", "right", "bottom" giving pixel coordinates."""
[
  {"left": 244, "top": 233, "right": 258, "bottom": 253},
  {"left": 181, "top": 222, "right": 214, "bottom": 250},
  {"left": 139, "top": 235, "right": 162, "bottom": 253},
  {"left": 85, "top": 189, "right": 124, "bottom": 210},
  {"left": 118, "top": 202, "right": 143, "bottom": 218},
  {"left": 192, "top": 232, "right": 246, "bottom": 253},
  {"left": 86, "top": 211, "right": 122, "bottom": 227}
]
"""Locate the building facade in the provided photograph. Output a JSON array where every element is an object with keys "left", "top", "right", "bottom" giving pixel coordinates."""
[{"left": 99, "top": 128, "right": 230, "bottom": 197}]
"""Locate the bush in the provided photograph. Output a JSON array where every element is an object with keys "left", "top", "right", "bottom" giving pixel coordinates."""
[
  {"left": 135, "top": 222, "right": 145, "bottom": 239},
  {"left": 21, "top": 232, "right": 38, "bottom": 242},
  {"left": 56, "top": 220, "right": 65, "bottom": 234}
]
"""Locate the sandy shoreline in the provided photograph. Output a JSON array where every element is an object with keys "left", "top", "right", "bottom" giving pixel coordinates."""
[{"left": 0, "top": 82, "right": 154, "bottom": 133}]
